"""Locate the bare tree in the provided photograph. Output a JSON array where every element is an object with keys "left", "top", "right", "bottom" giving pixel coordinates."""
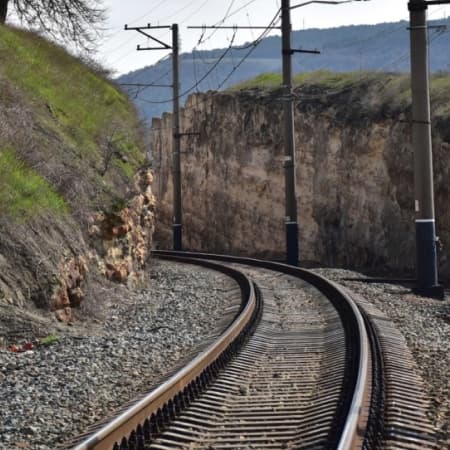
[
  {"left": 0, "top": 0, "right": 105, "bottom": 52},
  {"left": 0, "top": 1, "right": 7, "bottom": 22}
]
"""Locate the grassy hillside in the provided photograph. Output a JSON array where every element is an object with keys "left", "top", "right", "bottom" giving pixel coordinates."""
[
  {"left": 0, "top": 149, "right": 68, "bottom": 219},
  {"left": 0, "top": 25, "right": 145, "bottom": 217},
  {"left": 0, "top": 25, "right": 152, "bottom": 319}
]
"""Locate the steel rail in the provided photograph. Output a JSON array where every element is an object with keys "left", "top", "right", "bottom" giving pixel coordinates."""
[
  {"left": 70, "top": 257, "right": 257, "bottom": 450},
  {"left": 330, "top": 278, "right": 370, "bottom": 450},
  {"left": 152, "top": 250, "right": 372, "bottom": 449}
]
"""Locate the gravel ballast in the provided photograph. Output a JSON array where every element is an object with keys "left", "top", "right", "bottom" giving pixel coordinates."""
[
  {"left": 312, "top": 268, "right": 450, "bottom": 447},
  {"left": 1, "top": 261, "right": 448, "bottom": 449},
  {"left": 0, "top": 260, "right": 239, "bottom": 450}
]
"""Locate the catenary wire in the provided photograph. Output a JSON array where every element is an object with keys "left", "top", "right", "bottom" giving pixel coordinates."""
[{"left": 144, "top": 6, "right": 449, "bottom": 129}]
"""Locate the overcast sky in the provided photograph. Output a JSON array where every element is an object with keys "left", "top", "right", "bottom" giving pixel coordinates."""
[{"left": 98, "top": 0, "right": 449, "bottom": 75}]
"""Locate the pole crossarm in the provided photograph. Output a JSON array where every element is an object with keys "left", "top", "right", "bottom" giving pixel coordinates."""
[
  {"left": 137, "top": 44, "right": 171, "bottom": 51},
  {"left": 125, "top": 24, "right": 173, "bottom": 50},
  {"left": 409, "top": 0, "right": 450, "bottom": 11},
  {"left": 188, "top": 25, "right": 281, "bottom": 29},
  {"left": 124, "top": 24, "right": 171, "bottom": 30},
  {"left": 124, "top": 22, "right": 183, "bottom": 250},
  {"left": 284, "top": 48, "right": 321, "bottom": 54},
  {"left": 120, "top": 83, "right": 173, "bottom": 88},
  {"left": 290, "top": 0, "right": 368, "bottom": 10},
  {"left": 424, "top": 0, "right": 450, "bottom": 4},
  {"left": 292, "top": 1, "right": 346, "bottom": 8}
]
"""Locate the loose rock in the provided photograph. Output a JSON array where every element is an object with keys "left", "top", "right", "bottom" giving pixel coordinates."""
[{"left": 0, "top": 260, "right": 237, "bottom": 449}]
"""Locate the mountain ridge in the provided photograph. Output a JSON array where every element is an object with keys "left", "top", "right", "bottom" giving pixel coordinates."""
[{"left": 116, "top": 18, "right": 450, "bottom": 122}]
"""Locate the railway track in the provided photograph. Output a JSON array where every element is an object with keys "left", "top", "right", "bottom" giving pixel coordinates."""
[{"left": 64, "top": 252, "right": 439, "bottom": 450}]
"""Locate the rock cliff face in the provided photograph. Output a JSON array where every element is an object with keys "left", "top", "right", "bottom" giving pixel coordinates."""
[
  {"left": 152, "top": 74, "right": 450, "bottom": 278},
  {"left": 50, "top": 168, "right": 156, "bottom": 323}
]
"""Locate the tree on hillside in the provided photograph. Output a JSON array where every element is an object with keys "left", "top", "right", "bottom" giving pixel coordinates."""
[{"left": 0, "top": 0, "right": 105, "bottom": 51}]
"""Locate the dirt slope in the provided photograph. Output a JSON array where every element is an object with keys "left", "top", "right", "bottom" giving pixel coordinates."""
[{"left": 0, "top": 25, "right": 155, "bottom": 325}]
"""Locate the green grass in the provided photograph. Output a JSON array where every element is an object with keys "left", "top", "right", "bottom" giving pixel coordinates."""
[
  {"left": 0, "top": 24, "right": 147, "bottom": 220},
  {"left": 229, "top": 73, "right": 283, "bottom": 90},
  {"left": 0, "top": 149, "right": 68, "bottom": 219},
  {"left": 230, "top": 69, "right": 450, "bottom": 104},
  {"left": 0, "top": 25, "right": 144, "bottom": 177},
  {"left": 227, "top": 70, "right": 450, "bottom": 117},
  {"left": 39, "top": 334, "right": 60, "bottom": 346},
  {"left": 430, "top": 72, "right": 450, "bottom": 115},
  {"left": 229, "top": 70, "right": 375, "bottom": 91},
  {"left": 293, "top": 70, "right": 367, "bottom": 88}
]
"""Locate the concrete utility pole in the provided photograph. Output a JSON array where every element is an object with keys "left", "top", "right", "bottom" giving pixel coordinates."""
[
  {"left": 171, "top": 24, "right": 182, "bottom": 251},
  {"left": 408, "top": 0, "right": 445, "bottom": 298},
  {"left": 125, "top": 23, "right": 182, "bottom": 251},
  {"left": 281, "top": 0, "right": 322, "bottom": 266},
  {"left": 281, "top": 0, "right": 299, "bottom": 266},
  {"left": 192, "top": 2, "right": 366, "bottom": 266}
]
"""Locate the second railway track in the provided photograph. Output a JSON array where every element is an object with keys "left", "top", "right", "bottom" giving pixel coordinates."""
[{"left": 65, "top": 251, "right": 439, "bottom": 450}]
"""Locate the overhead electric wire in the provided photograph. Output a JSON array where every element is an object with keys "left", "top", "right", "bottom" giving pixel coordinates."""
[
  {"left": 317, "top": 5, "right": 448, "bottom": 56},
  {"left": 115, "top": 52, "right": 172, "bottom": 89},
  {"left": 140, "top": 8, "right": 281, "bottom": 121},
  {"left": 246, "top": 10, "right": 256, "bottom": 41},
  {"left": 102, "top": 0, "right": 212, "bottom": 73},
  {"left": 140, "top": 8, "right": 281, "bottom": 105},
  {"left": 219, "top": 0, "right": 261, "bottom": 22},
  {"left": 218, "top": 13, "right": 281, "bottom": 88},
  {"left": 121, "top": 65, "right": 173, "bottom": 99},
  {"left": 197, "top": 0, "right": 237, "bottom": 44},
  {"left": 177, "top": 0, "right": 218, "bottom": 27},
  {"left": 291, "top": 27, "right": 450, "bottom": 103},
  {"left": 157, "top": 0, "right": 203, "bottom": 23},
  {"left": 148, "top": 20, "right": 449, "bottom": 133},
  {"left": 197, "top": 0, "right": 261, "bottom": 45},
  {"left": 145, "top": 8, "right": 282, "bottom": 130},
  {"left": 139, "top": 29, "right": 239, "bottom": 104},
  {"left": 101, "top": 0, "right": 169, "bottom": 51},
  {"left": 144, "top": 4, "right": 449, "bottom": 130},
  {"left": 185, "top": 4, "right": 281, "bottom": 96}
]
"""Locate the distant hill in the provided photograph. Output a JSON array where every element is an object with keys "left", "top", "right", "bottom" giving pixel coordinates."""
[{"left": 116, "top": 19, "right": 450, "bottom": 122}]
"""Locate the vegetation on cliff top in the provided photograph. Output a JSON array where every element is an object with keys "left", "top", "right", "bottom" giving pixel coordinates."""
[
  {"left": 229, "top": 70, "right": 406, "bottom": 90},
  {"left": 229, "top": 70, "right": 450, "bottom": 119}
]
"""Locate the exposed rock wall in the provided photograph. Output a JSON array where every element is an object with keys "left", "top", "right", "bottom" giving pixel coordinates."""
[
  {"left": 49, "top": 168, "right": 156, "bottom": 323},
  {"left": 88, "top": 169, "right": 156, "bottom": 286},
  {"left": 152, "top": 76, "right": 450, "bottom": 278},
  {"left": 0, "top": 168, "right": 156, "bottom": 323}
]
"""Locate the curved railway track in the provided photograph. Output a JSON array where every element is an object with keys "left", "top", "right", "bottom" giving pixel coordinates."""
[{"left": 64, "top": 251, "right": 438, "bottom": 450}]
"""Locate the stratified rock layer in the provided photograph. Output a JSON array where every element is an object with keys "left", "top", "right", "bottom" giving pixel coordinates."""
[{"left": 152, "top": 77, "right": 450, "bottom": 278}]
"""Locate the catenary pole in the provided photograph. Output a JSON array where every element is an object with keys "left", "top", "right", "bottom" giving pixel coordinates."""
[
  {"left": 281, "top": 0, "right": 299, "bottom": 266},
  {"left": 125, "top": 23, "right": 183, "bottom": 251},
  {"left": 171, "top": 24, "right": 182, "bottom": 251},
  {"left": 408, "top": 0, "right": 444, "bottom": 298}
]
